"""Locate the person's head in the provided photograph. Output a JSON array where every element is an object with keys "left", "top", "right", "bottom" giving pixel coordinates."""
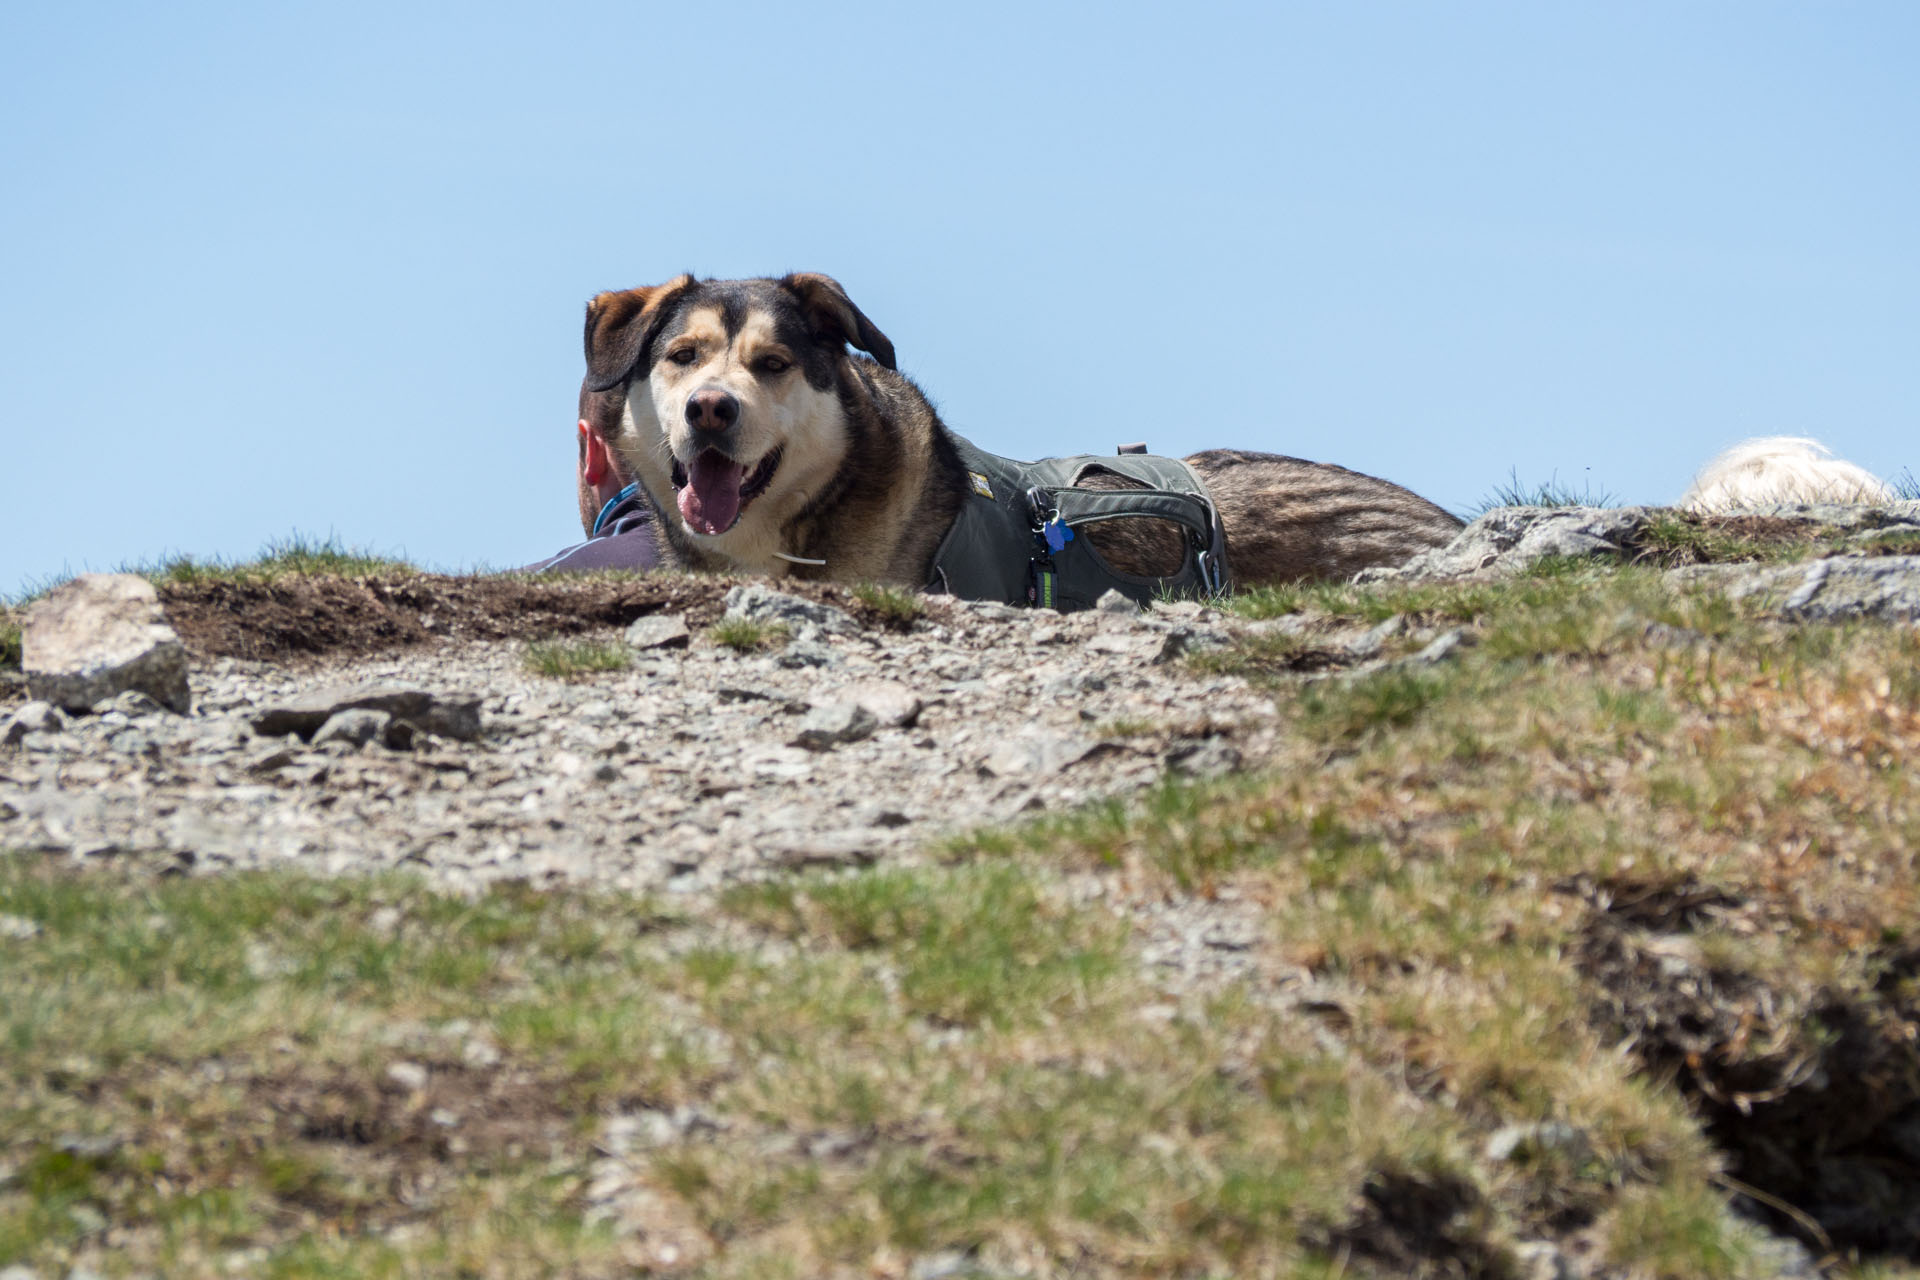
[{"left": 577, "top": 382, "right": 635, "bottom": 535}]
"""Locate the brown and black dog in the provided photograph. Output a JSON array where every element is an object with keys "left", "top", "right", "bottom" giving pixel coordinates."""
[{"left": 583, "top": 273, "right": 1463, "bottom": 591}]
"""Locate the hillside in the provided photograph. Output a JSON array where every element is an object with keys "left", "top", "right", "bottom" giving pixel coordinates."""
[{"left": 5, "top": 505, "right": 1920, "bottom": 1278}]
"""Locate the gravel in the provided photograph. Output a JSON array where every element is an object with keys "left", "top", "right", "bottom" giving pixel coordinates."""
[{"left": 0, "top": 594, "right": 1276, "bottom": 897}]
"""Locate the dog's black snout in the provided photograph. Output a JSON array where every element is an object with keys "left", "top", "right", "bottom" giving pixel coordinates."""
[{"left": 686, "top": 388, "right": 740, "bottom": 432}]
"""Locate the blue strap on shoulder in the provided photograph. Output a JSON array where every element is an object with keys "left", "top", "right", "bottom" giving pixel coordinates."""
[{"left": 591, "top": 482, "right": 640, "bottom": 537}]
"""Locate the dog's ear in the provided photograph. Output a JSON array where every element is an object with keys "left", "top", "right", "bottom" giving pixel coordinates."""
[
  {"left": 584, "top": 274, "right": 695, "bottom": 392},
  {"left": 779, "top": 273, "right": 897, "bottom": 371}
]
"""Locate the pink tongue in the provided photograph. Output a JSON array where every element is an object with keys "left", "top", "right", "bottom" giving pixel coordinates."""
[{"left": 679, "top": 451, "right": 750, "bottom": 535}]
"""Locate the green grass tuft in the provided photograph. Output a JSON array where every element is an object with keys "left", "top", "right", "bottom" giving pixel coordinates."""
[
  {"left": 0, "top": 608, "right": 19, "bottom": 671},
  {"left": 708, "top": 617, "right": 790, "bottom": 652},
  {"left": 1467, "top": 466, "right": 1618, "bottom": 518},
  {"left": 143, "top": 532, "right": 414, "bottom": 586},
  {"left": 851, "top": 582, "right": 925, "bottom": 626},
  {"left": 522, "top": 637, "right": 632, "bottom": 677}
]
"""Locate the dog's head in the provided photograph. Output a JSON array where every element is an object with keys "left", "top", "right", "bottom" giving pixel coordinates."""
[{"left": 584, "top": 274, "right": 895, "bottom": 553}]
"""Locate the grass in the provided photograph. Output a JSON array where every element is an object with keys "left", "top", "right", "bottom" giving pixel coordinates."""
[
  {"left": 0, "top": 607, "right": 18, "bottom": 671},
  {"left": 521, "top": 637, "right": 632, "bottom": 677},
  {"left": 1466, "top": 466, "right": 1619, "bottom": 518},
  {"left": 14, "top": 530, "right": 1920, "bottom": 1275},
  {"left": 4, "top": 533, "right": 416, "bottom": 611},
  {"left": 708, "top": 617, "right": 790, "bottom": 652},
  {"left": 851, "top": 582, "right": 925, "bottom": 626},
  {"left": 141, "top": 532, "right": 414, "bottom": 587}
]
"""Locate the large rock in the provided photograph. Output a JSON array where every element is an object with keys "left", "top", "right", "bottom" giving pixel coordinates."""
[
  {"left": 1361, "top": 507, "right": 1658, "bottom": 581},
  {"left": 251, "top": 682, "right": 483, "bottom": 741},
  {"left": 2, "top": 700, "right": 66, "bottom": 745},
  {"left": 723, "top": 585, "right": 856, "bottom": 635},
  {"left": 830, "top": 679, "right": 924, "bottom": 729},
  {"left": 624, "top": 613, "right": 691, "bottom": 651},
  {"left": 1713, "top": 555, "right": 1920, "bottom": 623},
  {"left": 789, "top": 702, "right": 877, "bottom": 751},
  {"left": 22, "top": 574, "right": 191, "bottom": 713},
  {"left": 1369, "top": 502, "right": 1920, "bottom": 583}
]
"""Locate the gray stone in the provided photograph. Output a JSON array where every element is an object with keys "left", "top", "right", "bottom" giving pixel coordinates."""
[
  {"left": 251, "top": 682, "right": 482, "bottom": 741},
  {"left": 1641, "top": 620, "right": 1708, "bottom": 649},
  {"left": 1042, "top": 671, "right": 1108, "bottom": 697},
  {"left": 767, "top": 829, "right": 882, "bottom": 868},
  {"left": 790, "top": 702, "right": 878, "bottom": 750},
  {"left": 1362, "top": 506, "right": 1657, "bottom": 581},
  {"left": 1483, "top": 1121, "right": 1592, "bottom": 1165},
  {"left": 2, "top": 701, "right": 65, "bottom": 745},
  {"left": 776, "top": 641, "right": 840, "bottom": 669},
  {"left": 384, "top": 1061, "right": 429, "bottom": 1092},
  {"left": 1410, "top": 628, "right": 1467, "bottom": 665},
  {"left": 245, "top": 745, "right": 297, "bottom": 774},
  {"left": 312, "top": 708, "right": 392, "bottom": 748},
  {"left": 979, "top": 732, "right": 1099, "bottom": 778},
  {"left": 105, "top": 730, "right": 150, "bottom": 756},
  {"left": 1345, "top": 614, "right": 1405, "bottom": 660},
  {"left": 0, "top": 913, "right": 41, "bottom": 940},
  {"left": 1732, "top": 554, "right": 1920, "bottom": 623},
  {"left": 1086, "top": 629, "right": 1164, "bottom": 661},
  {"left": 724, "top": 584, "right": 856, "bottom": 635},
  {"left": 55, "top": 1133, "right": 124, "bottom": 1159},
  {"left": 908, "top": 1252, "right": 979, "bottom": 1280},
  {"left": 833, "top": 679, "right": 924, "bottom": 729},
  {"left": 1512, "top": 1241, "right": 1575, "bottom": 1280},
  {"left": 22, "top": 574, "right": 191, "bottom": 713},
  {"left": 1167, "top": 737, "right": 1242, "bottom": 779},
  {"left": 1094, "top": 589, "right": 1136, "bottom": 615},
  {"left": 625, "top": 613, "right": 691, "bottom": 650},
  {"left": 96, "top": 689, "right": 164, "bottom": 718},
  {"left": 1235, "top": 613, "right": 1311, "bottom": 639}
]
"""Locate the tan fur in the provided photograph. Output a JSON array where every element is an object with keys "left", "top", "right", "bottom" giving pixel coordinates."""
[{"left": 1191, "top": 450, "right": 1465, "bottom": 584}]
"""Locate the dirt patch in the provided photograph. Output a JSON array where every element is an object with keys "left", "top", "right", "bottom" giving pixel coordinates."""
[
  {"left": 157, "top": 572, "right": 883, "bottom": 666},
  {"left": 246, "top": 1060, "right": 578, "bottom": 1226},
  {"left": 1319, "top": 1167, "right": 1513, "bottom": 1279},
  {"left": 1577, "top": 878, "right": 1920, "bottom": 1258}
]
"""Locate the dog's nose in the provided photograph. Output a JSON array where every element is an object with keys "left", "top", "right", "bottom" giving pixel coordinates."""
[{"left": 685, "top": 388, "right": 740, "bottom": 432}]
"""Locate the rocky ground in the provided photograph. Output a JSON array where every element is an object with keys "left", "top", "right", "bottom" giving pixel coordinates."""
[
  {"left": 2, "top": 585, "right": 1286, "bottom": 897},
  {"left": 10, "top": 503, "right": 1920, "bottom": 1278}
]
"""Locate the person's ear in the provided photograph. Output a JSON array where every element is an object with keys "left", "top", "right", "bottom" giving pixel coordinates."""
[{"left": 579, "top": 419, "right": 612, "bottom": 486}]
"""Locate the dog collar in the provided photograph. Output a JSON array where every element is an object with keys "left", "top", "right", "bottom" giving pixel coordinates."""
[{"left": 591, "top": 482, "right": 640, "bottom": 537}]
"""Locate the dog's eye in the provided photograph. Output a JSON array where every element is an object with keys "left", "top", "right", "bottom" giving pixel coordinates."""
[
  {"left": 667, "top": 347, "right": 698, "bottom": 366},
  {"left": 756, "top": 355, "right": 790, "bottom": 374}
]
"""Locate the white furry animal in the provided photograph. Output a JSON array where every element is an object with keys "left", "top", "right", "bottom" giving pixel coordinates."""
[{"left": 1680, "top": 437, "right": 1893, "bottom": 514}]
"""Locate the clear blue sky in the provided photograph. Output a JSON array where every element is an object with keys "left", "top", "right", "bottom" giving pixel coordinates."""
[{"left": 3, "top": 2, "right": 1915, "bottom": 593}]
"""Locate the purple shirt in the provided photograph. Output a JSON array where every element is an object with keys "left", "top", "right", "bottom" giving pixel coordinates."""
[{"left": 522, "top": 485, "right": 662, "bottom": 573}]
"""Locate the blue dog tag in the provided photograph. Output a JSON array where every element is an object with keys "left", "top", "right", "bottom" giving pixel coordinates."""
[{"left": 1043, "top": 518, "right": 1074, "bottom": 554}]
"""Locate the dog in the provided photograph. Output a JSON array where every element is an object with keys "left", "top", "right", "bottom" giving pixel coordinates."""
[
  {"left": 582, "top": 273, "right": 1464, "bottom": 594},
  {"left": 1679, "top": 436, "right": 1893, "bottom": 514}
]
